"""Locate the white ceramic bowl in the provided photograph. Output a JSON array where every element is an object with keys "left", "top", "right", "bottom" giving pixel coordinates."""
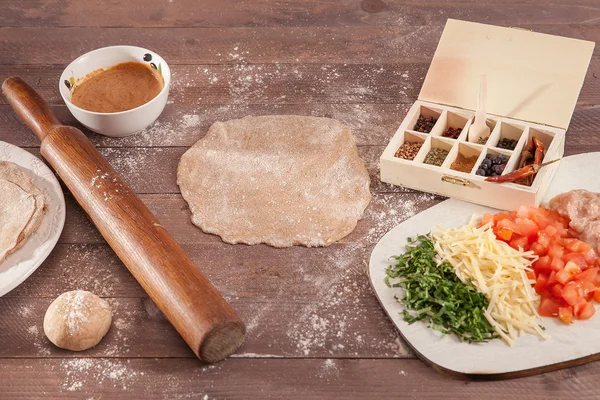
[{"left": 59, "top": 45, "right": 171, "bottom": 137}]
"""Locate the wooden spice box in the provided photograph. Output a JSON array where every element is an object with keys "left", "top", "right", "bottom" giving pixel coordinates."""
[{"left": 380, "top": 19, "right": 595, "bottom": 211}]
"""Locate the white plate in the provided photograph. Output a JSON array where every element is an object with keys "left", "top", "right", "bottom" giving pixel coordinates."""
[
  {"left": 0, "top": 141, "right": 65, "bottom": 297},
  {"left": 369, "top": 153, "right": 600, "bottom": 378}
]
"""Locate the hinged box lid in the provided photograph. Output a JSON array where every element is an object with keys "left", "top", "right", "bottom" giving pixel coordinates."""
[{"left": 419, "top": 19, "right": 595, "bottom": 130}]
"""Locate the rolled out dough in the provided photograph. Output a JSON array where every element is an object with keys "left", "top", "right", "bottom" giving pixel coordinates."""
[{"left": 177, "top": 115, "right": 371, "bottom": 247}]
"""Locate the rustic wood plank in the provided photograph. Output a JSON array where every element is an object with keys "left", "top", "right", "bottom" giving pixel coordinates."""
[
  {"left": 1, "top": 238, "right": 411, "bottom": 358},
  {"left": 0, "top": 26, "right": 441, "bottom": 65},
  {"left": 3, "top": 0, "right": 600, "bottom": 28},
  {"left": 0, "top": 103, "right": 411, "bottom": 147},
  {"left": 3, "top": 25, "right": 600, "bottom": 66},
  {"left": 3, "top": 102, "right": 599, "bottom": 149},
  {"left": 0, "top": 64, "right": 427, "bottom": 106},
  {"left": 1, "top": 357, "right": 599, "bottom": 399},
  {"left": 2, "top": 63, "right": 599, "bottom": 108},
  {"left": 0, "top": 291, "right": 408, "bottom": 359}
]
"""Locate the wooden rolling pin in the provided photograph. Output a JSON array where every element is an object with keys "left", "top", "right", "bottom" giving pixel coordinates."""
[{"left": 2, "top": 77, "right": 245, "bottom": 363}]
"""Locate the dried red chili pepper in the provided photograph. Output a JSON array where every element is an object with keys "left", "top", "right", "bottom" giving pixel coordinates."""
[
  {"left": 515, "top": 136, "right": 545, "bottom": 186},
  {"left": 533, "top": 136, "right": 544, "bottom": 165},
  {"left": 485, "top": 158, "right": 560, "bottom": 183}
]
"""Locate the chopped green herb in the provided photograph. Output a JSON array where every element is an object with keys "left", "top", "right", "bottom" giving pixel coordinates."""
[{"left": 385, "top": 234, "right": 498, "bottom": 343}]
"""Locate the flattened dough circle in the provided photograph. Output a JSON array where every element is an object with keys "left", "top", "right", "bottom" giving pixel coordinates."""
[
  {"left": 177, "top": 115, "right": 371, "bottom": 247},
  {"left": 0, "top": 162, "right": 47, "bottom": 263}
]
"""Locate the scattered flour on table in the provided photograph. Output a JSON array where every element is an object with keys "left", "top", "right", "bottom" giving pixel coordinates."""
[
  {"left": 53, "top": 244, "right": 120, "bottom": 295},
  {"left": 168, "top": 45, "right": 414, "bottom": 106},
  {"left": 60, "top": 359, "right": 140, "bottom": 392},
  {"left": 286, "top": 192, "right": 439, "bottom": 357},
  {"left": 319, "top": 359, "right": 339, "bottom": 379},
  {"left": 18, "top": 304, "right": 32, "bottom": 317},
  {"left": 101, "top": 299, "right": 134, "bottom": 357},
  {"left": 26, "top": 320, "right": 51, "bottom": 356},
  {"left": 181, "top": 114, "right": 201, "bottom": 129}
]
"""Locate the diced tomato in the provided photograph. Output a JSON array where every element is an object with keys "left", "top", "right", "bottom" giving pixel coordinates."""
[
  {"left": 534, "top": 273, "right": 550, "bottom": 294},
  {"left": 550, "top": 256, "right": 565, "bottom": 272},
  {"left": 516, "top": 206, "right": 532, "bottom": 219},
  {"left": 555, "top": 226, "right": 569, "bottom": 238},
  {"left": 577, "top": 241, "right": 593, "bottom": 254},
  {"left": 566, "top": 239, "right": 592, "bottom": 254},
  {"left": 526, "top": 270, "right": 536, "bottom": 281},
  {"left": 548, "top": 244, "right": 564, "bottom": 259},
  {"left": 537, "top": 232, "right": 551, "bottom": 248},
  {"left": 576, "top": 267, "right": 599, "bottom": 284},
  {"left": 531, "top": 242, "right": 547, "bottom": 256},
  {"left": 493, "top": 212, "right": 512, "bottom": 223},
  {"left": 556, "top": 262, "right": 583, "bottom": 285},
  {"left": 566, "top": 239, "right": 580, "bottom": 252},
  {"left": 538, "top": 297, "right": 561, "bottom": 317},
  {"left": 556, "top": 268, "right": 574, "bottom": 285},
  {"left": 480, "top": 213, "right": 494, "bottom": 227},
  {"left": 486, "top": 205, "right": 599, "bottom": 325},
  {"left": 551, "top": 283, "right": 563, "bottom": 299},
  {"left": 573, "top": 299, "right": 589, "bottom": 317},
  {"left": 534, "top": 256, "right": 552, "bottom": 273},
  {"left": 562, "top": 281, "right": 585, "bottom": 306},
  {"left": 548, "top": 271, "right": 557, "bottom": 285},
  {"left": 496, "top": 228, "right": 513, "bottom": 241},
  {"left": 565, "top": 261, "right": 583, "bottom": 275},
  {"left": 535, "top": 215, "right": 549, "bottom": 229},
  {"left": 545, "top": 225, "right": 558, "bottom": 237},
  {"left": 515, "top": 218, "right": 539, "bottom": 239},
  {"left": 559, "top": 306, "right": 574, "bottom": 324},
  {"left": 497, "top": 219, "right": 518, "bottom": 232},
  {"left": 510, "top": 236, "right": 529, "bottom": 251},
  {"left": 563, "top": 253, "right": 587, "bottom": 269},
  {"left": 577, "top": 302, "right": 596, "bottom": 320},
  {"left": 582, "top": 281, "right": 598, "bottom": 301}
]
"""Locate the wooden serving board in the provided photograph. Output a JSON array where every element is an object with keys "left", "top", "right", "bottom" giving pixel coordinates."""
[{"left": 369, "top": 153, "right": 600, "bottom": 380}]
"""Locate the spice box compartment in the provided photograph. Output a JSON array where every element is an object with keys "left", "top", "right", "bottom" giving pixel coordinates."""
[
  {"left": 379, "top": 19, "right": 594, "bottom": 211},
  {"left": 380, "top": 100, "right": 564, "bottom": 211}
]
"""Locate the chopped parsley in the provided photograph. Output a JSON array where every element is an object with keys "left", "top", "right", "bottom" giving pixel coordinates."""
[{"left": 385, "top": 234, "right": 498, "bottom": 343}]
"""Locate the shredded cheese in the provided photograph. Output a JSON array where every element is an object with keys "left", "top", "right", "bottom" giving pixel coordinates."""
[{"left": 431, "top": 219, "right": 549, "bottom": 346}]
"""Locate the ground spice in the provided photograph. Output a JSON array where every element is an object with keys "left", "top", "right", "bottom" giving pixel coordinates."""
[
  {"left": 414, "top": 114, "right": 437, "bottom": 133},
  {"left": 395, "top": 141, "right": 422, "bottom": 160},
  {"left": 423, "top": 148, "right": 449, "bottom": 167},
  {"left": 450, "top": 153, "right": 479, "bottom": 173},
  {"left": 442, "top": 127, "right": 462, "bottom": 139}
]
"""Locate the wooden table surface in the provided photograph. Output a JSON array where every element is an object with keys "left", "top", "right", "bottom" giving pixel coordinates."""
[{"left": 2, "top": 1, "right": 600, "bottom": 398}]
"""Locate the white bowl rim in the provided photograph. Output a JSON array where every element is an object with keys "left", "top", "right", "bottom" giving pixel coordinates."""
[{"left": 59, "top": 45, "right": 171, "bottom": 117}]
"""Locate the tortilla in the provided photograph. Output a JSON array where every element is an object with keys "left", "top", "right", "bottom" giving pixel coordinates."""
[
  {"left": 0, "top": 162, "right": 47, "bottom": 263},
  {"left": 0, "top": 180, "right": 36, "bottom": 262}
]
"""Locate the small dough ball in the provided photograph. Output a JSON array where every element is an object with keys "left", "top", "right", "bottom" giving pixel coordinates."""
[{"left": 43, "top": 290, "right": 112, "bottom": 351}]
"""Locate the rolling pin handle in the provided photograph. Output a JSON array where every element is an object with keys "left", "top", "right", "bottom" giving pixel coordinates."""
[{"left": 1, "top": 77, "right": 61, "bottom": 141}]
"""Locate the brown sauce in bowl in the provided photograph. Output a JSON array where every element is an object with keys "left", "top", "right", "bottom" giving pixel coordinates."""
[{"left": 71, "top": 62, "right": 164, "bottom": 113}]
